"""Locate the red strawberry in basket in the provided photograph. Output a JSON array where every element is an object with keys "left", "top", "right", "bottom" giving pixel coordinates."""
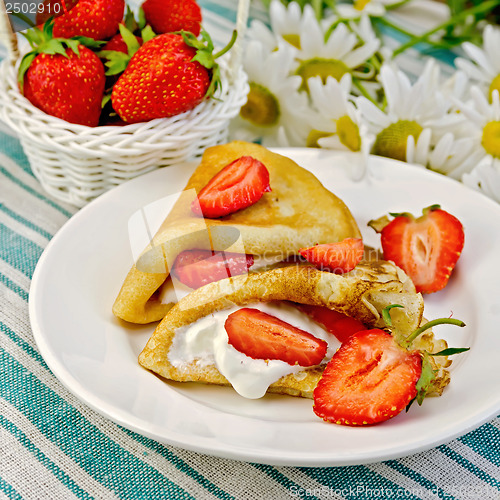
[
  {"left": 111, "top": 29, "right": 235, "bottom": 123},
  {"left": 225, "top": 308, "right": 328, "bottom": 367},
  {"left": 48, "top": 0, "right": 125, "bottom": 41},
  {"left": 142, "top": 0, "right": 202, "bottom": 36},
  {"left": 369, "top": 205, "right": 465, "bottom": 294},
  {"left": 299, "top": 238, "right": 364, "bottom": 274},
  {"left": 192, "top": 156, "right": 272, "bottom": 218},
  {"left": 18, "top": 22, "right": 105, "bottom": 127},
  {"left": 35, "top": 0, "right": 79, "bottom": 25},
  {"left": 171, "top": 249, "right": 254, "bottom": 289}
]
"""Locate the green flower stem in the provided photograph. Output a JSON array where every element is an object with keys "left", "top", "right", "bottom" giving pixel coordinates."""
[
  {"left": 375, "top": 16, "right": 419, "bottom": 40},
  {"left": 393, "top": 0, "right": 500, "bottom": 56},
  {"left": 405, "top": 318, "right": 465, "bottom": 346},
  {"left": 385, "top": 0, "right": 414, "bottom": 10},
  {"left": 353, "top": 77, "right": 378, "bottom": 106}
]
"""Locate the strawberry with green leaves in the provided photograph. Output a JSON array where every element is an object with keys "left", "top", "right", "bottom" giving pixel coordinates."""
[
  {"left": 18, "top": 22, "right": 105, "bottom": 127},
  {"left": 313, "top": 307, "right": 468, "bottom": 426},
  {"left": 142, "top": 0, "right": 202, "bottom": 36},
  {"left": 111, "top": 29, "right": 236, "bottom": 123},
  {"left": 369, "top": 205, "right": 465, "bottom": 294}
]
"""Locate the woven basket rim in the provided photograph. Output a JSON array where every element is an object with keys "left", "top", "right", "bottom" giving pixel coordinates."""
[{"left": 0, "top": 53, "right": 246, "bottom": 137}]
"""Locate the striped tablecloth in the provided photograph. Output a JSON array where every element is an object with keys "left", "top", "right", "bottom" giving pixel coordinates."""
[{"left": 1, "top": 1, "right": 499, "bottom": 499}]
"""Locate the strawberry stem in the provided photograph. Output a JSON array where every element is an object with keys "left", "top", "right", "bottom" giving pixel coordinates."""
[
  {"left": 213, "top": 30, "right": 237, "bottom": 59},
  {"left": 405, "top": 318, "right": 465, "bottom": 347},
  {"left": 382, "top": 304, "right": 403, "bottom": 327}
]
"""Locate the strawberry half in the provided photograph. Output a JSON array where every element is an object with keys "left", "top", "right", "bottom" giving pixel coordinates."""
[
  {"left": 369, "top": 205, "right": 465, "bottom": 294},
  {"left": 299, "top": 238, "right": 364, "bottom": 274},
  {"left": 192, "top": 156, "right": 272, "bottom": 218},
  {"left": 171, "top": 250, "right": 254, "bottom": 289},
  {"left": 225, "top": 308, "right": 328, "bottom": 367},
  {"left": 313, "top": 329, "right": 422, "bottom": 425},
  {"left": 294, "top": 304, "right": 367, "bottom": 343},
  {"left": 142, "top": 0, "right": 202, "bottom": 36}
]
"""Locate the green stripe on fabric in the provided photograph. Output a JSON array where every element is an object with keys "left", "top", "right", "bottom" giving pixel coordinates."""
[
  {"left": 0, "top": 130, "right": 33, "bottom": 177},
  {"left": 0, "top": 203, "right": 53, "bottom": 241},
  {"left": 0, "top": 349, "right": 195, "bottom": 500},
  {"left": 0, "top": 415, "right": 93, "bottom": 500},
  {"left": 0, "top": 165, "right": 73, "bottom": 219},
  {"left": 252, "top": 464, "right": 321, "bottom": 500},
  {"left": 121, "top": 428, "right": 235, "bottom": 500},
  {"left": 0, "top": 223, "right": 43, "bottom": 279},
  {"left": 383, "top": 459, "right": 456, "bottom": 500},
  {"left": 438, "top": 444, "right": 500, "bottom": 490},
  {"left": 0, "top": 476, "right": 23, "bottom": 500},
  {"left": 199, "top": 0, "right": 236, "bottom": 23},
  {"left": 458, "top": 423, "right": 500, "bottom": 467},
  {"left": 0, "top": 321, "right": 48, "bottom": 368},
  {"left": 0, "top": 272, "right": 29, "bottom": 301},
  {"left": 299, "top": 464, "right": 424, "bottom": 500}
]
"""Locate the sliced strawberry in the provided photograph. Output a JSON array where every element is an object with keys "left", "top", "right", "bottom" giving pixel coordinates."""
[
  {"left": 225, "top": 308, "right": 328, "bottom": 367},
  {"left": 171, "top": 249, "right": 254, "bottom": 289},
  {"left": 369, "top": 205, "right": 464, "bottom": 294},
  {"left": 313, "top": 329, "right": 422, "bottom": 426},
  {"left": 191, "top": 156, "right": 271, "bottom": 218},
  {"left": 299, "top": 238, "right": 364, "bottom": 274},
  {"left": 294, "top": 303, "right": 367, "bottom": 343}
]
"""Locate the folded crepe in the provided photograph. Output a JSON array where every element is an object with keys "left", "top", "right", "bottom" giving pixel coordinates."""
[
  {"left": 113, "top": 141, "right": 361, "bottom": 324},
  {"left": 138, "top": 261, "right": 451, "bottom": 399}
]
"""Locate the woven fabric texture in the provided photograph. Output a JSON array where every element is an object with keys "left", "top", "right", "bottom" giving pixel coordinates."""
[{"left": 1, "top": 1, "right": 499, "bottom": 499}]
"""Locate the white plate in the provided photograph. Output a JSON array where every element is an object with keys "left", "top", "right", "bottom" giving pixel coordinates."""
[{"left": 29, "top": 149, "right": 500, "bottom": 466}]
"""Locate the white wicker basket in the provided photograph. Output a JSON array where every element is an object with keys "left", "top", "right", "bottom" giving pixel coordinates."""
[{"left": 0, "top": 0, "right": 250, "bottom": 207}]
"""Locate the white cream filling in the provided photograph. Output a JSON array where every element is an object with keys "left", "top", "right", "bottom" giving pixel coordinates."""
[{"left": 168, "top": 301, "right": 341, "bottom": 399}]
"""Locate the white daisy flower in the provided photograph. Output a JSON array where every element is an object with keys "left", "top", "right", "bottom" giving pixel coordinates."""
[
  {"left": 246, "top": 0, "right": 327, "bottom": 52},
  {"left": 307, "top": 75, "right": 374, "bottom": 179},
  {"left": 335, "top": 0, "right": 407, "bottom": 19},
  {"left": 294, "top": 15, "right": 380, "bottom": 91},
  {"left": 423, "top": 133, "right": 481, "bottom": 180},
  {"left": 458, "top": 87, "right": 500, "bottom": 202},
  {"left": 229, "top": 41, "right": 313, "bottom": 147},
  {"left": 462, "top": 157, "right": 500, "bottom": 203},
  {"left": 455, "top": 25, "right": 500, "bottom": 102},
  {"left": 356, "top": 61, "right": 464, "bottom": 164}
]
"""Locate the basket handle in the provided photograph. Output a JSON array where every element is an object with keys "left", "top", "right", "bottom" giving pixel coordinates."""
[
  {"left": 228, "top": 0, "right": 250, "bottom": 84},
  {"left": 0, "top": 0, "right": 19, "bottom": 64}
]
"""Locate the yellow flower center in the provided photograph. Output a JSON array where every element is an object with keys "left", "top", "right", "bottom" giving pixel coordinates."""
[
  {"left": 296, "top": 58, "right": 349, "bottom": 92},
  {"left": 373, "top": 120, "right": 423, "bottom": 162},
  {"left": 482, "top": 121, "right": 500, "bottom": 158},
  {"left": 282, "top": 34, "right": 301, "bottom": 49},
  {"left": 354, "top": 0, "right": 371, "bottom": 10},
  {"left": 306, "top": 130, "right": 334, "bottom": 148},
  {"left": 488, "top": 74, "right": 500, "bottom": 103},
  {"left": 240, "top": 82, "right": 280, "bottom": 127},
  {"left": 337, "top": 115, "right": 361, "bottom": 152}
]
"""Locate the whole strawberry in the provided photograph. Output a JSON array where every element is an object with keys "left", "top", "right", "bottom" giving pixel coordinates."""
[
  {"left": 142, "top": 0, "right": 202, "bottom": 36},
  {"left": 51, "top": 0, "right": 125, "bottom": 40},
  {"left": 19, "top": 22, "right": 105, "bottom": 127},
  {"left": 111, "top": 30, "right": 234, "bottom": 123}
]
